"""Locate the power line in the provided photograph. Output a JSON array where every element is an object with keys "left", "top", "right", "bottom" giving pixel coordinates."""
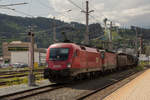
[
  {"left": 89, "top": 15, "right": 105, "bottom": 26},
  {"left": 0, "top": 6, "right": 15, "bottom": 10},
  {"left": 67, "top": 0, "right": 83, "bottom": 11},
  {"left": 67, "top": 0, "right": 104, "bottom": 44},
  {"left": 27, "top": 0, "right": 33, "bottom": 18},
  {"left": 83, "top": 1, "right": 123, "bottom": 28},
  {"left": 37, "top": 0, "right": 52, "bottom": 10},
  {"left": 67, "top": 0, "right": 104, "bottom": 26},
  {"left": 0, "top": 2, "right": 33, "bottom": 17},
  {"left": 1, "top": 6, "right": 34, "bottom": 17},
  {"left": 13, "top": 9, "right": 34, "bottom": 17},
  {"left": 0, "top": 2, "right": 28, "bottom": 7}
]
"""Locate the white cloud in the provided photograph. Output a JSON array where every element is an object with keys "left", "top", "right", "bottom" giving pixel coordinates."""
[
  {"left": 48, "top": 0, "right": 150, "bottom": 27},
  {"left": 122, "top": 5, "right": 150, "bottom": 17},
  {"left": 48, "top": 0, "right": 84, "bottom": 22},
  {"left": 1, "top": 0, "right": 150, "bottom": 27},
  {"left": 47, "top": 14, "right": 54, "bottom": 18}
]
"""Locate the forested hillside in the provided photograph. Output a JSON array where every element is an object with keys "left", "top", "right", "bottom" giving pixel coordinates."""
[
  {"left": 0, "top": 13, "right": 150, "bottom": 56},
  {"left": 0, "top": 13, "right": 103, "bottom": 56}
]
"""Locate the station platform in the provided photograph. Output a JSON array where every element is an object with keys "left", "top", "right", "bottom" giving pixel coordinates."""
[
  {"left": 0, "top": 80, "right": 50, "bottom": 97},
  {"left": 104, "top": 69, "right": 150, "bottom": 100}
]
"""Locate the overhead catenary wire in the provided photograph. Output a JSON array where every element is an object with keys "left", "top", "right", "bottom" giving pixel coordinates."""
[
  {"left": 34, "top": 0, "right": 73, "bottom": 23},
  {"left": 13, "top": 9, "right": 34, "bottom": 17},
  {"left": 66, "top": 0, "right": 106, "bottom": 43},
  {"left": 89, "top": 15, "right": 104, "bottom": 25},
  {"left": 68, "top": 0, "right": 104, "bottom": 24},
  {"left": 67, "top": 0, "right": 83, "bottom": 11},
  {"left": 0, "top": 1, "right": 77, "bottom": 33},
  {"left": 0, "top": 1, "right": 33, "bottom": 17},
  {"left": 67, "top": 0, "right": 104, "bottom": 25},
  {"left": 83, "top": 1, "right": 130, "bottom": 28},
  {"left": 0, "top": 6, "right": 15, "bottom": 10},
  {"left": 37, "top": 0, "right": 52, "bottom": 10},
  {"left": 28, "top": 0, "right": 32, "bottom": 17},
  {"left": 1, "top": 6, "right": 34, "bottom": 17},
  {"left": 0, "top": 2, "right": 28, "bottom": 7},
  {"left": 67, "top": 0, "right": 104, "bottom": 34}
]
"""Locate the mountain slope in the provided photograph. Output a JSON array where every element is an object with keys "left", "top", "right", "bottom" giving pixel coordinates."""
[{"left": 0, "top": 13, "right": 103, "bottom": 56}]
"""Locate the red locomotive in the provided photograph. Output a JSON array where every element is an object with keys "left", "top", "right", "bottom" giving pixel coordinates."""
[{"left": 44, "top": 43, "right": 138, "bottom": 83}]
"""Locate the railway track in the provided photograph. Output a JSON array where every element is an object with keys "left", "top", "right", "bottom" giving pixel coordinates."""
[
  {"left": 0, "top": 75, "right": 44, "bottom": 86},
  {"left": 0, "top": 72, "right": 43, "bottom": 79},
  {"left": 75, "top": 68, "right": 145, "bottom": 100},
  {"left": 0, "top": 84, "right": 64, "bottom": 100},
  {"left": 0, "top": 69, "right": 43, "bottom": 75},
  {"left": 0, "top": 66, "right": 146, "bottom": 100}
]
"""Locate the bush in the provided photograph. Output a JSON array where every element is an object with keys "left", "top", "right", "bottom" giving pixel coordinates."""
[{"left": 135, "top": 65, "right": 144, "bottom": 71}]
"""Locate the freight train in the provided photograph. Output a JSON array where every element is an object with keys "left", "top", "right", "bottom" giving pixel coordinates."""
[{"left": 44, "top": 43, "right": 138, "bottom": 83}]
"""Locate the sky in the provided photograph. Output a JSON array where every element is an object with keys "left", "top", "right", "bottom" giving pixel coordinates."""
[{"left": 0, "top": 0, "right": 150, "bottom": 28}]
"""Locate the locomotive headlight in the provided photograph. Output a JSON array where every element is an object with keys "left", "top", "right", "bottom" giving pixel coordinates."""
[{"left": 67, "top": 63, "right": 71, "bottom": 68}]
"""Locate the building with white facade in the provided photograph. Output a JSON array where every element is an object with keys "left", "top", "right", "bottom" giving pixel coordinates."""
[
  {"left": 2, "top": 41, "right": 46, "bottom": 66},
  {"left": 10, "top": 51, "right": 46, "bottom": 65}
]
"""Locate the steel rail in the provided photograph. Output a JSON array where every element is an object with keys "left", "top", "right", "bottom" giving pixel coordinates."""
[
  {"left": 0, "top": 69, "right": 43, "bottom": 75},
  {"left": 75, "top": 69, "right": 145, "bottom": 100},
  {"left": 0, "top": 83, "right": 64, "bottom": 100},
  {"left": 0, "top": 75, "right": 44, "bottom": 86},
  {"left": 0, "top": 72, "right": 43, "bottom": 79}
]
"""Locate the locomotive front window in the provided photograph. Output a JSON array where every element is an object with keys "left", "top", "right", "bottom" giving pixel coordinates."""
[{"left": 49, "top": 48, "right": 69, "bottom": 61}]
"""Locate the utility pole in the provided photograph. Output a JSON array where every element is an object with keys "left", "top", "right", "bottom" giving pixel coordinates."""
[
  {"left": 39, "top": 52, "right": 41, "bottom": 66},
  {"left": 103, "top": 18, "right": 107, "bottom": 49},
  {"left": 123, "top": 40, "right": 126, "bottom": 53},
  {"left": 104, "top": 18, "right": 108, "bottom": 35},
  {"left": 53, "top": 17, "right": 57, "bottom": 43},
  {"left": 139, "top": 28, "right": 143, "bottom": 54},
  {"left": 85, "top": 1, "right": 89, "bottom": 44},
  {"left": 109, "top": 21, "right": 113, "bottom": 50},
  {"left": 82, "top": 1, "right": 94, "bottom": 44},
  {"left": 28, "top": 26, "right": 35, "bottom": 86},
  {"left": 109, "top": 21, "right": 112, "bottom": 42},
  {"left": 103, "top": 18, "right": 113, "bottom": 50},
  {"left": 135, "top": 27, "right": 138, "bottom": 55},
  {"left": 139, "top": 36, "right": 143, "bottom": 54}
]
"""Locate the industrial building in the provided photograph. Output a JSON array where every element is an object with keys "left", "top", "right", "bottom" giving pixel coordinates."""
[{"left": 2, "top": 41, "right": 46, "bottom": 66}]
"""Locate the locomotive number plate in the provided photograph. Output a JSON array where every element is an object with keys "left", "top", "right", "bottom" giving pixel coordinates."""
[{"left": 53, "top": 65, "right": 61, "bottom": 68}]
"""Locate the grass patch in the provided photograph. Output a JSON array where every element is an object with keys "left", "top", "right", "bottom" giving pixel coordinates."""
[
  {"left": 139, "top": 61, "right": 149, "bottom": 66},
  {"left": 0, "top": 73, "right": 44, "bottom": 87},
  {"left": 0, "top": 66, "right": 45, "bottom": 72},
  {"left": 135, "top": 65, "right": 144, "bottom": 71},
  {"left": 6, "top": 77, "right": 26, "bottom": 86},
  {"left": 0, "top": 67, "right": 12, "bottom": 72}
]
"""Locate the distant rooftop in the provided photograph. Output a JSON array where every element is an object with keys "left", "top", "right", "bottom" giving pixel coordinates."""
[{"left": 10, "top": 41, "right": 25, "bottom": 44}]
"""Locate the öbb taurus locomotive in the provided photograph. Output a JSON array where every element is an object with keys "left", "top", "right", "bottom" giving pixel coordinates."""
[{"left": 44, "top": 43, "right": 138, "bottom": 83}]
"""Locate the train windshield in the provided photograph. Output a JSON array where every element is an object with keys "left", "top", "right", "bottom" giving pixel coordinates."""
[{"left": 49, "top": 48, "right": 69, "bottom": 61}]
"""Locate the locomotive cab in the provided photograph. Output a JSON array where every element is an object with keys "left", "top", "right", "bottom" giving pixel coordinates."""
[{"left": 44, "top": 43, "right": 77, "bottom": 81}]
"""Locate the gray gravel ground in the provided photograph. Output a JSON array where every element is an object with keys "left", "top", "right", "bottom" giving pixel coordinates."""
[
  {"left": 21, "top": 67, "right": 143, "bottom": 100},
  {"left": 84, "top": 70, "right": 144, "bottom": 100},
  {"left": 0, "top": 80, "right": 51, "bottom": 96}
]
